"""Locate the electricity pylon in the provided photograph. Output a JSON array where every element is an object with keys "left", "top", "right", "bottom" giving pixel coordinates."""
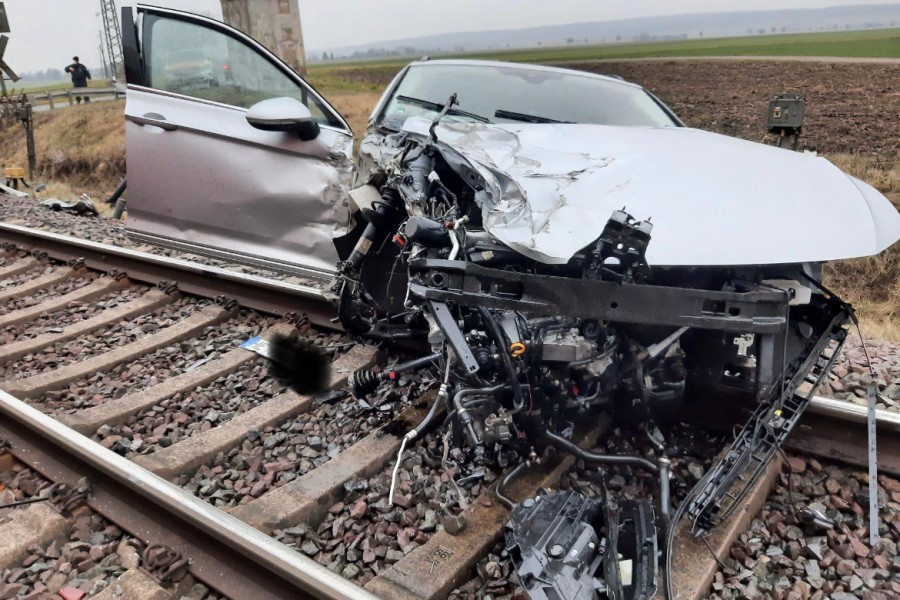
[{"left": 100, "top": 0, "right": 124, "bottom": 80}]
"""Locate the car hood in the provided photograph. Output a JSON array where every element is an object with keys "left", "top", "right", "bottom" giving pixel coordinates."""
[{"left": 397, "top": 117, "right": 900, "bottom": 266}]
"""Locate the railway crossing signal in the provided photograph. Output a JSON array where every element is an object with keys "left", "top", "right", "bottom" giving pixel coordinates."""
[
  {"left": 0, "top": 4, "right": 19, "bottom": 97},
  {"left": 0, "top": 35, "right": 20, "bottom": 97}
]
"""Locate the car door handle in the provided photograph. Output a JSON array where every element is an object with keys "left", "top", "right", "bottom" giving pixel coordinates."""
[{"left": 129, "top": 113, "right": 178, "bottom": 131}]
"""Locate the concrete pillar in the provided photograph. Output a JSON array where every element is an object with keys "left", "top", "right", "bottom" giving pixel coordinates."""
[{"left": 220, "top": 0, "right": 307, "bottom": 75}]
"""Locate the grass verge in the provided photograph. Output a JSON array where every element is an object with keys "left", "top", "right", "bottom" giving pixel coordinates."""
[{"left": 0, "top": 101, "right": 125, "bottom": 197}]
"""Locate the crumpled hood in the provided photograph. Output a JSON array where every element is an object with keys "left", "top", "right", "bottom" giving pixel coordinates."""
[{"left": 401, "top": 118, "right": 900, "bottom": 266}]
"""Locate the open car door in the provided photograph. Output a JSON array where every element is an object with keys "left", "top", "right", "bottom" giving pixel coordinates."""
[{"left": 121, "top": 5, "right": 353, "bottom": 278}]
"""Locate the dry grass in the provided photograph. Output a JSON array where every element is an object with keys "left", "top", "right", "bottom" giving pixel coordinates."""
[
  {"left": 821, "top": 153, "right": 899, "bottom": 340},
  {"left": 0, "top": 101, "right": 125, "bottom": 197},
  {"left": 328, "top": 92, "right": 383, "bottom": 153},
  {"left": 1, "top": 92, "right": 896, "bottom": 339}
]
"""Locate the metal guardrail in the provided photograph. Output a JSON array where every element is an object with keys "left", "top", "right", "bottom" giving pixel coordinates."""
[{"left": 27, "top": 86, "right": 124, "bottom": 109}]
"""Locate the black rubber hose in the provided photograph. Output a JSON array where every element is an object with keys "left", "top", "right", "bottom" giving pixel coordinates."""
[
  {"left": 495, "top": 462, "right": 526, "bottom": 509},
  {"left": 541, "top": 430, "right": 660, "bottom": 474},
  {"left": 411, "top": 386, "right": 447, "bottom": 441},
  {"left": 478, "top": 307, "right": 525, "bottom": 410},
  {"left": 106, "top": 178, "right": 126, "bottom": 205}
]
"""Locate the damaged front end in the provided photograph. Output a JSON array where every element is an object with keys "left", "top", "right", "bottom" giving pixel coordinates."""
[{"left": 330, "top": 106, "right": 894, "bottom": 597}]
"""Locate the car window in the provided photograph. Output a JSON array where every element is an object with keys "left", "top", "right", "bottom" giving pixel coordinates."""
[
  {"left": 380, "top": 64, "right": 678, "bottom": 129},
  {"left": 144, "top": 14, "right": 340, "bottom": 127}
]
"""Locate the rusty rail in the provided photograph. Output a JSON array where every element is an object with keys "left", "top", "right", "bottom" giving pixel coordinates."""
[{"left": 0, "top": 221, "right": 336, "bottom": 327}]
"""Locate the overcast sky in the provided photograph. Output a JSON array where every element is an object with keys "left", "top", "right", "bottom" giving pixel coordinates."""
[{"left": 3, "top": 0, "right": 898, "bottom": 74}]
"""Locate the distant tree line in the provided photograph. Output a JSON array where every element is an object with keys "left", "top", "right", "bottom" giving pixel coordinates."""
[
  {"left": 18, "top": 67, "right": 67, "bottom": 82},
  {"left": 310, "top": 20, "right": 898, "bottom": 62}
]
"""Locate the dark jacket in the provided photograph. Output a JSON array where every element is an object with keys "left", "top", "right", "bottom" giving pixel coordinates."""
[{"left": 65, "top": 63, "right": 91, "bottom": 87}]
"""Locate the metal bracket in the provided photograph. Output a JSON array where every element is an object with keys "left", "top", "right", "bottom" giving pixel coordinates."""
[
  {"left": 428, "top": 300, "right": 479, "bottom": 373},
  {"left": 107, "top": 268, "right": 129, "bottom": 281},
  {"left": 283, "top": 311, "right": 309, "bottom": 327},
  {"left": 687, "top": 305, "right": 850, "bottom": 535},
  {"left": 143, "top": 544, "right": 190, "bottom": 584},
  {"left": 409, "top": 259, "right": 789, "bottom": 334},
  {"left": 156, "top": 280, "right": 179, "bottom": 294},
  {"left": 215, "top": 295, "right": 239, "bottom": 311},
  {"left": 68, "top": 257, "right": 85, "bottom": 270},
  {"left": 47, "top": 480, "right": 91, "bottom": 514}
]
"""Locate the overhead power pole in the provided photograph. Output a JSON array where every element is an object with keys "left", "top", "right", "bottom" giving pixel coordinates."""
[
  {"left": 220, "top": 0, "right": 307, "bottom": 75},
  {"left": 98, "top": 33, "right": 110, "bottom": 81},
  {"left": 99, "top": 0, "right": 124, "bottom": 80}
]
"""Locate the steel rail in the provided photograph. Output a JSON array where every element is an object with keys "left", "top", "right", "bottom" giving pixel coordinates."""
[
  {"left": 0, "top": 222, "right": 337, "bottom": 326},
  {"left": 809, "top": 394, "right": 900, "bottom": 433},
  {"left": 792, "top": 394, "right": 900, "bottom": 475},
  {"left": 0, "top": 387, "right": 380, "bottom": 600}
]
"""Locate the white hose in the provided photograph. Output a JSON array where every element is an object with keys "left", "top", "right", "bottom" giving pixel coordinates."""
[
  {"left": 388, "top": 434, "right": 410, "bottom": 507},
  {"left": 389, "top": 351, "right": 453, "bottom": 507},
  {"left": 448, "top": 229, "right": 460, "bottom": 260},
  {"left": 447, "top": 216, "right": 468, "bottom": 261}
]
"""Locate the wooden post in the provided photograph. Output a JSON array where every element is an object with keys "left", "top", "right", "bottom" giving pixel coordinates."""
[
  {"left": 24, "top": 104, "right": 35, "bottom": 180},
  {"left": 66, "top": 90, "right": 72, "bottom": 106},
  {"left": 46, "top": 91, "right": 53, "bottom": 110}
]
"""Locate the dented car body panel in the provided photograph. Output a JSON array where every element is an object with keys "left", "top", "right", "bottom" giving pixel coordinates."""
[
  {"left": 125, "top": 89, "right": 353, "bottom": 273},
  {"left": 122, "top": 5, "right": 353, "bottom": 276}
]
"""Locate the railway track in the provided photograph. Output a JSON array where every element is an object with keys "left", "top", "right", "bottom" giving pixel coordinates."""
[{"left": 0, "top": 222, "right": 895, "bottom": 600}]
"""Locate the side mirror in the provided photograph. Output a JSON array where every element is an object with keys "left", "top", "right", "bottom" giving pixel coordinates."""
[{"left": 246, "top": 97, "right": 320, "bottom": 141}]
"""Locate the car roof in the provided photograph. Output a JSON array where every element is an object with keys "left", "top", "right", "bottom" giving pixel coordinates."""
[{"left": 404, "top": 58, "right": 645, "bottom": 91}]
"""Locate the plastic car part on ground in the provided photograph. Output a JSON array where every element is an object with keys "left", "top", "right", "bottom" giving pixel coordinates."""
[
  {"left": 40, "top": 195, "right": 99, "bottom": 216},
  {"left": 505, "top": 490, "right": 657, "bottom": 600}
]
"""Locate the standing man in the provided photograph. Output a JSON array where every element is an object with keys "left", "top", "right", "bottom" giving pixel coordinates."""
[{"left": 64, "top": 56, "right": 91, "bottom": 104}]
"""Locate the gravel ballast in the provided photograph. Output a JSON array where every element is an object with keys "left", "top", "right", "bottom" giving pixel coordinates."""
[
  {"left": 40, "top": 311, "right": 279, "bottom": 415},
  {"left": 712, "top": 454, "right": 899, "bottom": 600},
  {"left": 92, "top": 358, "right": 286, "bottom": 458},
  {"left": 0, "top": 510, "right": 133, "bottom": 599},
  {"left": 0, "top": 296, "right": 203, "bottom": 382},
  {"left": 181, "top": 374, "right": 432, "bottom": 508},
  {"left": 0, "top": 273, "right": 95, "bottom": 317},
  {"left": 0, "top": 466, "right": 51, "bottom": 526},
  {"left": 0, "top": 286, "right": 147, "bottom": 344}
]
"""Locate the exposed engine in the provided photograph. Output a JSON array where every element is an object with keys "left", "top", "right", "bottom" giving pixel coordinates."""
[{"left": 330, "top": 98, "right": 851, "bottom": 599}]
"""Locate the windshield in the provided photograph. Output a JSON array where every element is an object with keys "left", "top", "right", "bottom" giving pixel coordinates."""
[
  {"left": 379, "top": 63, "right": 679, "bottom": 130},
  {"left": 168, "top": 50, "right": 206, "bottom": 63}
]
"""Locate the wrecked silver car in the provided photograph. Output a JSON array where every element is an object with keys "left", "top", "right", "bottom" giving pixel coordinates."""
[
  {"left": 331, "top": 97, "right": 897, "bottom": 598},
  {"left": 121, "top": 6, "right": 900, "bottom": 599}
]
